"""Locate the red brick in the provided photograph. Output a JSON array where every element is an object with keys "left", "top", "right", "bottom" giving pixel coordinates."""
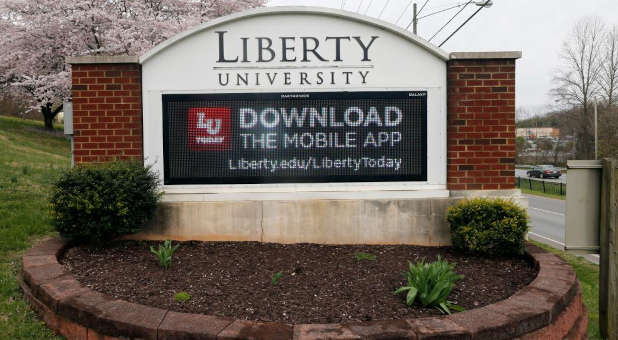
[
  {"left": 219, "top": 320, "right": 293, "bottom": 340},
  {"left": 124, "top": 149, "right": 142, "bottom": 156},
  {"left": 158, "top": 311, "right": 233, "bottom": 340},
  {"left": 80, "top": 77, "right": 97, "bottom": 84},
  {"left": 94, "top": 300, "right": 166, "bottom": 339},
  {"left": 293, "top": 324, "right": 359, "bottom": 339},
  {"left": 106, "top": 149, "right": 123, "bottom": 156},
  {"left": 347, "top": 320, "right": 417, "bottom": 339},
  {"left": 408, "top": 317, "right": 469, "bottom": 339}
]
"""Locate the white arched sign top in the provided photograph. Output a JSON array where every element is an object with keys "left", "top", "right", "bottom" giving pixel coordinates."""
[
  {"left": 140, "top": 6, "right": 448, "bottom": 198},
  {"left": 140, "top": 6, "right": 449, "bottom": 63}
]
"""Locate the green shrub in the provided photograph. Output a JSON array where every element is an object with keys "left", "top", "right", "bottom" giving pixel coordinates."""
[
  {"left": 50, "top": 161, "right": 161, "bottom": 244},
  {"left": 394, "top": 257, "right": 464, "bottom": 314},
  {"left": 447, "top": 198, "right": 529, "bottom": 257},
  {"left": 174, "top": 291, "right": 191, "bottom": 302},
  {"left": 151, "top": 240, "right": 180, "bottom": 269}
]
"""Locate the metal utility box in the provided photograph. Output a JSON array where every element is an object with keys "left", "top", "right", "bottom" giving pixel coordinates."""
[
  {"left": 565, "top": 160, "right": 602, "bottom": 254},
  {"left": 63, "top": 101, "right": 73, "bottom": 135}
]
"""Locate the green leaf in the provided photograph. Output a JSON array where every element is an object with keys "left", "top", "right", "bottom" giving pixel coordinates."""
[
  {"left": 448, "top": 303, "right": 465, "bottom": 312},
  {"left": 354, "top": 252, "right": 377, "bottom": 261},
  {"left": 438, "top": 302, "right": 451, "bottom": 315},
  {"left": 425, "top": 280, "right": 450, "bottom": 304},
  {"left": 272, "top": 271, "right": 283, "bottom": 285},
  {"left": 394, "top": 286, "right": 412, "bottom": 295},
  {"left": 405, "top": 286, "right": 418, "bottom": 306}
]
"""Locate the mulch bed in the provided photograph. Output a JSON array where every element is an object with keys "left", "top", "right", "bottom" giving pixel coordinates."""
[{"left": 61, "top": 241, "right": 537, "bottom": 324}]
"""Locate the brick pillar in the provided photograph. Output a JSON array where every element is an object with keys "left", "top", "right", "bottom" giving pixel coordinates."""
[
  {"left": 447, "top": 53, "right": 519, "bottom": 191},
  {"left": 68, "top": 57, "right": 142, "bottom": 164}
]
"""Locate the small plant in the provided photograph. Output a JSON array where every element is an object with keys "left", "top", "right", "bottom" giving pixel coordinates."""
[
  {"left": 174, "top": 291, "right": 191, "bottom": 302},
  {"left": 394, "top": 257, "right": 464, "bottom": 315},
  {"left": 22, "top": 166, "right": 29, "bottom": 175},
  {"left": 150, "top": 240, "right": 180, "bottom": 269},
  {"left": 354, "top": 252, "right": 377, "bottom": 261},
  {"left": 447, "top": 198, "right": 529, "bottom": 257},
  {"left": 272, "top": 271, "right": 283, "bottom": 285}
]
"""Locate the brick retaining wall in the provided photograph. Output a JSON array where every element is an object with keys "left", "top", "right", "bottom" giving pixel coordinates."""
[{"left": 21, "top": 238, "right": 587, "bottom": 340}]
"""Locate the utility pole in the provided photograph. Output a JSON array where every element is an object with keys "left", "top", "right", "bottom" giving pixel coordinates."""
[{"left": 413, "top": 3, "right": 418, "bottom": 34}]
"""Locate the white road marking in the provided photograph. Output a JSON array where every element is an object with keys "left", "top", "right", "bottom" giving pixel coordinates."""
[
  {"left": 528, "top": 232, "right": 565, "bottom": 247},
  {"left": 528, "top": 232, "right": 600, "bottom": 264},
  {"left": 528, "top": 207, "right": 565, "bottom": 217}
]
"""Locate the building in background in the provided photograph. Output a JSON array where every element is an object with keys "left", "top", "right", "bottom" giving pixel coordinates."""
[{"left": 516, "top": 127, "right": 560, "bottom": 139}]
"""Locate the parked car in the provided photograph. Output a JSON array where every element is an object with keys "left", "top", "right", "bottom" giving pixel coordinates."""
[{"left": 526, "top": 165, "right": 562, "bottom": 179}]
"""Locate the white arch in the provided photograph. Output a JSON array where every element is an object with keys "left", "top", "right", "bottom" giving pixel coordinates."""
[{"left": 139, "top": 6, "right": 449, "bottom": 64}]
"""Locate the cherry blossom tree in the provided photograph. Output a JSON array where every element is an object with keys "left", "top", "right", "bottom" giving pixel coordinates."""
[{"left": 0, "top": 0, "right": 264, "bottom": 130}]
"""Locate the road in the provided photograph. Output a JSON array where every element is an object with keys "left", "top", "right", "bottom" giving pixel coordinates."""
[
  {"left": 525, "top": 194, "right": 599, "bottom": 264},
  {"left": 527, "top": 194, "right": 566, "bottom": 245},
  {"left": 515, "top": 169, "right": 567, "bottom": 183}
]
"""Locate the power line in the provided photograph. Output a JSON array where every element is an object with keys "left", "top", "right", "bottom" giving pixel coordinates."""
[
  {"left": 418, "top": 2, "right": 467, "bottom": 20},
  {"left": 417, "top": 0, "right": 430, "bottom": 15},
  {"left": 364, "top": 0, "right": 374, "bottom": 15},
  {"left": 341, "top": 0, "right": 346, "bottom": 10},
  {"left": 404, "top": 1, "right": 465, "bottom": 29},
  {"left": 405, "top": 4, "right": 417, "bottom": 30},
  {"left": 395, "top": 0, "right": 413, "bottom": 25},
  {"left": 378, "top": 0, "right": 391, "bottom": 19},
  {"left": 357, "top": 0, "right": 364, "bottom": 13},
  {"left": 439, "top": 0, "right": 490, "bottom": 47},
  {"left": 428, "top": 0, "right": 472, "bottom": 42}
]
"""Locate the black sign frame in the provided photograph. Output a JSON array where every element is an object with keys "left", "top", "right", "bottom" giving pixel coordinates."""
[{"left": 162, "top": 91, "right": 427, "bottom": 185}]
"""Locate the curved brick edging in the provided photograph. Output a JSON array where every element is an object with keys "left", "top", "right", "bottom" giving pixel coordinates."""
[{"left": 20, "top": 238, "right": 588, "bottom": 340}]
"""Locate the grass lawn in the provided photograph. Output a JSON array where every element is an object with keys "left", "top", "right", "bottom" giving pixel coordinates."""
[
  {"left": 531, "top": 241, "right": 601, "bottom": 340},
  {"left": 0, "top": 116, "right": 68, "bottom": 340},
  {"left": 516, "top": 177, "right": 566, "bottom": 199},
  {"left": 519, "top": 187, "right": 566, "bottom": 200}
]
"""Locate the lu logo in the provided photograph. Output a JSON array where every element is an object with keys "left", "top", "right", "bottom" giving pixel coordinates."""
[
  {"left": 187, "top": 107, "right": 231, "bottom": 151},
  {"left": 197, "top": 112, "right": 222, "bottom": 135}
]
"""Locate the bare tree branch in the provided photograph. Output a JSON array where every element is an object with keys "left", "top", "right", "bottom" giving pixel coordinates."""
[{"left": 551, "top": 17, "right": 605, "bottom": 159}]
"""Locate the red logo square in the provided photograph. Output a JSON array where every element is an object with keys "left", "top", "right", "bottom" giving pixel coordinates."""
[{"left": 187, "top": 107, "right": 231, "bottom": 151}]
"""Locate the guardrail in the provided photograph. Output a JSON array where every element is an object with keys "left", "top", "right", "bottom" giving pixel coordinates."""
[{"left": 515, "top": 176, "right": 566, "bottom": 197}]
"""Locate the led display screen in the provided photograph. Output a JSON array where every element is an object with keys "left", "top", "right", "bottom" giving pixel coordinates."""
[{"left": 162, "top": 91, "right": 427, "bottom": 184}]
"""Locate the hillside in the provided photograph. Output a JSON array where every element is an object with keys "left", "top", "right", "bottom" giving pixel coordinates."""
[
  {"left": 516, "top": 110, "right": 565, "bottom": 128},
  {"left": 0, "top": 115, "right": 68, "bottom": 339}
]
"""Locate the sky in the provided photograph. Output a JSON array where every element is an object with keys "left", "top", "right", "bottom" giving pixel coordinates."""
[{"left": 267, "top": 0, "right": 618, "bottom": 116}]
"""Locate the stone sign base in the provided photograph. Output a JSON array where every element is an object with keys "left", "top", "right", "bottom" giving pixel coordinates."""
[{"left": 128, "top": 189, "right": 526, "bottom": 245}]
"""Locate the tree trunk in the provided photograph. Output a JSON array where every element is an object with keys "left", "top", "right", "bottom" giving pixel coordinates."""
[
  {"left": 575, "top": 105, "right": 594, "bottom": 159},
  {"left": 40, "top": 102, "right": 63, "bottom": 131},
  {"left": 41, "top": 103, "right": 54, "bottom": 130}
]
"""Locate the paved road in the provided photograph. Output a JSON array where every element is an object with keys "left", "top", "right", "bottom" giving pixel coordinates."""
[
  {"left": 516, "top": 169, "right": 567, "bottom": 183},
  {"left": 525, "top": 194, "right": 599, "bottom": 264},
  {"left": 527, "top": 194, "right": 566, "bottom": 244}
]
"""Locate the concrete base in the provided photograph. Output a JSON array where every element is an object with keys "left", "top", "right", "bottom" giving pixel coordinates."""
[
  {"left": 450, "top": 189, "right": 528, "bottom": 208},
  {"left": 130, "top": 189, "right": 526, "bottom": 245}
]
